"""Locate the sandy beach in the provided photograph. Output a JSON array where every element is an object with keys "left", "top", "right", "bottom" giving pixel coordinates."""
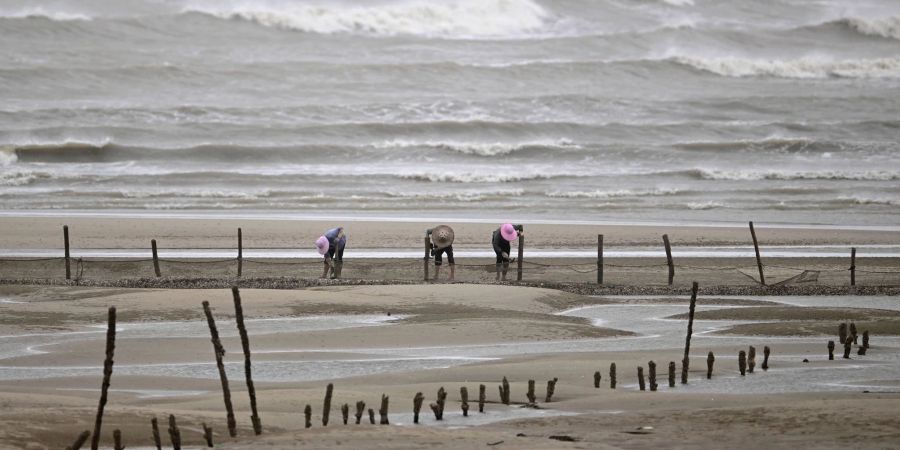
[{"left": 1, "top": 280, "right": 899, "bottom": 449}]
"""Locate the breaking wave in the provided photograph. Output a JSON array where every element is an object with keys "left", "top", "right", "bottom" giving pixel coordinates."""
[
  {"left": 688, "top": 169, "right": 900, "bottom": 181},
  {"left": 545, "top": 188, "right": 682, "bottom": 198},
  {"left": 182, "top": 0, "right": 553, "bottom": 39},
  {"left": 841, "top": 16, "right": 900, "bottom": 40},
  {"left": 671, "top": 56, "right": 900, "bottom": 79},
  {"left": 373, "top": 138, "right": 578, "bottom": 156}
]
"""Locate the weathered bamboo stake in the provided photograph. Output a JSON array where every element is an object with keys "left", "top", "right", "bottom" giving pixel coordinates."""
[
  {"left": 828, "top": 340, "right": 835, "bottom": 360},
  {"left": 201, "top": 301, "right": 237, "bottom": 437},
  {"left": 850, "top": 247, "right": 856, "bottom": 286},
  {"left": 863, "top": 330, "right": 869, "bottom": 349},
  {"left": 838, "top": 323, "right": 848, "bottom": 345},
  {"left": 354, "top": 401, "right": 365, "bottom": 425},
  {"left": 593, "top": 371, "right": 601, "bottom": 388},
  {"left": 478, "top": 384, "right": 486, "bottom": 413},
  {"left": 66, "top": 430, "right": 90, "bottom": 450},
  {"left": 682, "top": 281, "right": 699, "bottom": 384},
  {"left": 545, "top": 377, "right": 558, "bottom": 402},
  {"left": 843, "top": 337, "right": 852, "bottom": 359},
  {"left": 367, "top": 409, "right": 375, "bottom": 425},
  {"left": 748, "top": 346, "right": 756, "bottom": 374},
  {"left": 151, "top": 239, "right": 161, "bottom": 277},
  {"left": 64, "top": 225, "right": 71, "bottom": 280},
  {"left": 499, "top": 377, "right": 510, "bottom": 404},
  {"left": 423, "top": 235, "right": 431, "bottom": 281},
  {"left": 167, "top": 415, "right": 181, "bottom": 450},
  {"left": 202, "top": 423, "right": 213, "bottom": 447},
  {"left": 597, "top": 234, "right": 604, "bottom": 285},
  {"left": 610, "top": 363, "right": 616, "bottom": 389},
  {"left": 516, "top": 227, "right": 524, "bottom": 281},
  {"left": 429, "top": 387, "right": 447, "bottom": 420},
  {"left": 850, "top": 322, "right": 858, "bottom": 345},
  {"left": 526, "top": 380, "right": 536, "bottom": 404},
  {"left": 322, "top": 383, "right": 334, "bottom": 426},
  {"left": 749, "top": 221, "right": 765, "bottom": 285},
  {"left": 151, "top": 417, "right": 161, "bottom": 450},
  {"left": 90, "top": 306, "right": 116, "bottom": 450},
  {"left": 232, "top": 287, "right": 261, "bottom": 434},
  {"left": 762, "top": 346, "right": 770, "bottom": 371},
  {"left": 706, "top": 352, "right": 715, "bottom": 379},
  {"left": 668, "top": 361, "right": 676, "bottom": 387},
  {"left": 341, "top": 404, "right": 349, "bottom": 425},
  {"left": 237, "top": 228, "right": 243, "bottom": 278},
  {"left": 662, "top": 234, "right": 674, "bottom": 285},
  {"left": 460, "top": 387, "right": 469, "bottom": 416},
  {"left": 648, "top": 361, "right": 657, "bottom": 391},
  {"left": 413, "top": 392, "right": 424, "bottom": 423},
  {"left": 637, "top": 367, "right": 646, "bottom": 391},
  {"left": 304, "top": 405, "right": 312, "bottom": 428},
  {"left": 113, "top": 429, "right": 123, "bottom": 450},
  {"left": 379, "top": 394, "right": 390, "bottom": 425},
  {"left": 738, "top": 351, "right": 746, "bottom": 376}
]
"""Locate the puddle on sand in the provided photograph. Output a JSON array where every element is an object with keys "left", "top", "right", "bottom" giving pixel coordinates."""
[{"left": 390, "top": 404, "right": 583, "bottom": 428}]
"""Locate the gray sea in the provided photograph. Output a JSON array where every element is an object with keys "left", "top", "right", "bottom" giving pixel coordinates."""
[{"left": 1, "top": 0, "right": 899, "bottom": 226}]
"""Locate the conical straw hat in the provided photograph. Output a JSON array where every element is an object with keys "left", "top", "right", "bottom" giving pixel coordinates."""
[{"left": 432, "top": 225, "right": 455, "bottom": 249}]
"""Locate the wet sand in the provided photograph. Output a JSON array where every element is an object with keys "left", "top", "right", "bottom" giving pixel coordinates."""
[{"left": 1, "top": 284, "right": 899, "bottom": 449}]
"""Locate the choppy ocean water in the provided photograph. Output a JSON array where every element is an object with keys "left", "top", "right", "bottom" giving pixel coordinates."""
[{"left": 1, "top": 0, "right": 898, "bottom": 225}]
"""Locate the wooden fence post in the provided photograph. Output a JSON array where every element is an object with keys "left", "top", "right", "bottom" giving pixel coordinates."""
[
  {"left": 738, "top": 351, "right": 747, "bottom": 376},
  {"left": 828, "top": 340, "right": 835, "bottom": 360},
  {"left": 526, "top": 380, "right": 536, "bottom": 404},
  {"left": 323, "top": 383, "right": 334, "bottom": 426},
  {"left": 637, "top": 367, "right": 646, "bottom": 391},
  {"left": 597, "top": 234, "right": 604, "bottom": 284},
  {"left": 850, "top": 247, "right": 856, "bottom": 286},
  {"left": 648, "top": 361, "right": 657, "bottom": 391},
  {"left": 368, "top": 409, "right": 375, "bottom": 425},
  {"left": 668, "top": 361, "right": 676, "bottom": 387},
  {"left": 424, "top": 234, "right": 431, "bottom": 281},
  {"left": 663, "top": 234, "right": 674, "bottom": 285},
  {"left": 749, "top": 221, "right": 765, "bottom": 285},
  {"left": 202, "top": 423, "right": 213, "bottom": 447},
  {"left": 64, "top": 225, "right": 71, "bottom": 280},
  {"left": 151, "top": 417, "right": 161, "bottom": 450},
  {"left": 610, "top": 363, "right": 616, "bottom": 389},
  {"left": 413, "top": 392, "right": 424, "bottom": 423},
  {"left": 232, "top": 287, "right": 261, "bottom": 434},
  {"left": 90, "top": 307, "right": 116, "bottom": 450},
  {"left": 354, "top": 401, "right": 365, "bottom": 425},
  {"left": 762, "top": 346, "right": 770, "bottom": 371},
  {"left": 499, "top": 377, "right": 510, "bottom": 404},
  {"left": 682, "top": 281, "right": 698, "bottom": 384},
  {"left": 202, "top": 301, "right": 237, "bottom": 437},
  {"left": 304, "top": 405, "right": 312, "bottom": 428},
  {"left": 545, "top": 378, "right": 557, "bottom": 402},
  {"left": 379, "top": 394, "right": 390, "bottom": 425},
  {"left": 237, "top": 228, "right": 243, "bottom": 278},
  {"left": 478, "top": 384, "right": 486, "bottom": 413},
  {"left": 342, "top": 403, "right": 349, "bottom": 425},
  {"left": 113, "top": 429, "right": 123, "bottom": 450},
  {"left": 151, "top": 239, "right": 161, "bottom": 278},
  {"left": 516, "top": 227, "right": 524, "bottom": 281},
  {"left": 66, "top": 430, "right": 90, "bottom": 450},
  {"left": 706, "top": 352, "right": 715, "bottom": 379},
  {"left": 594, "top": 371, "right": 601, "bottom": 388},
  {"left": 748, "top": 346, "right": 756, "bottom": 374},
  {"left": 460, "top": 387, "right": 469, "bottom": 417},
  {"left": 167, "top": 415, "right": 181, "bottom": 450}
]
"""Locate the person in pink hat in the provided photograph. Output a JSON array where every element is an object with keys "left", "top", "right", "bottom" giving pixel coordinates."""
[
  {"left": 316, "top": 226, "right": 346, "bottom": 279},
  {"left": 492, "top": 223, "right": 523, "bottom": 281}
]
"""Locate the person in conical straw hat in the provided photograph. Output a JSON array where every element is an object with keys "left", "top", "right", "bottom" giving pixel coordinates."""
[
  {"left": 426, "top": 225, "right": 455, "bottom": 281},
  {"left": 492, "top": 223, "right": 523, "bottom": 281},
  {"left": 316, "top": 226, "right": 346, "bottom": 279}
]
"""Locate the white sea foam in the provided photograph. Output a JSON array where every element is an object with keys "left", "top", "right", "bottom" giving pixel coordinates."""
[
  {"left": 373, "top": 138, "right": 578, "bottom": 156},
  {"left": 845, "top": 16, "right": 900, "bottom": 40},
  {"left": 183, "top": 0, "right": 552, "bottom": 38},
  {"left": 672, "top": 56, "right": 900, "bottom": 79},
  {"left": 661, "top": 0, "right": 694, "bottom": 6},
  {"left": 0, "top": 147, "right": 17, "bottom": 166},
  {"left": 686, "top": 201, "right": 724, "bottom": 210},
  {"left": 0, "top": 6, "right": 91, "bottom": 21},
  {"left": 694, "top": 169, "right": 900, "bottom": 181},
  {"left": 835, "top": 196, "right": 898, "bottom": 206},
  {"left": 545, "top": 188, "right": 681, "bottom": 198},
  {"left": 400, "top": 172, "right": 553, "bottom": 183}
]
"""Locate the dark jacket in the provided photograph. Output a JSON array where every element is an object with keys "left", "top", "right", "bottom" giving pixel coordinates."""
[{"left": 492, "top": 224, "right": 523, "bottom": 255}]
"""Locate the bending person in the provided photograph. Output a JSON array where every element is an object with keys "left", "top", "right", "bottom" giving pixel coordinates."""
[
  {"left": 492, "top": 223, "right": 523, "bottom": 281},
  {"left": 427, "top": 225, "right": 455, "bottom": 281},
  {"left": 315, "top": 226, "right": 346, "bottom": 279}
]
